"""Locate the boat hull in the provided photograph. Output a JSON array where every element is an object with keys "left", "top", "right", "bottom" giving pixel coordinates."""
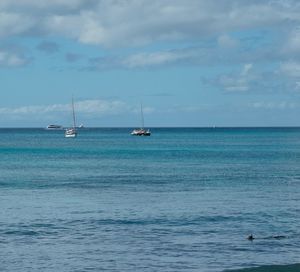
[
  {"left": 65, "top": 133, "right": 77, "bottom": 138},
  {"left": 131, "top": 129, "right": 151, "bottom": 136}
]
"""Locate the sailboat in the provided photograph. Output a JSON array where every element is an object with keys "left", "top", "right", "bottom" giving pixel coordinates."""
[
  {"left": 131, "top": 103, "right": 151, "bottom": 136},
  {"left": 65, "top": 97, "right": 77, "bottom": 138}
]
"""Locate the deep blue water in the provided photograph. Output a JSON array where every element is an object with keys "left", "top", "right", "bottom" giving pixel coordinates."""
[{"left": 0, "top": 128, "right": 299, "bottom": 272}]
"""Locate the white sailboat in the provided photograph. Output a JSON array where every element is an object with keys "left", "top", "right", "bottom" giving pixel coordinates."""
[
  {"left": 65, "top": 97, "right": 77, "bottom": 138},
  {"left": 131, "top": 103, "right": 151, "bottom": 136}
]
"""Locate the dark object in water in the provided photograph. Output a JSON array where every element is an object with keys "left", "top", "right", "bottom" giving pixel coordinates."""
[
  {"left": 223, "top": 263, "right": 300, "bottom": 271},
  {"left": 247, "top": 234, "right": 287, "bottom": 241},
  {"left": 247, "top": 234, "right": 254, "bottom": 241},
  {"left": 272, "top": 235, "right": 286, "bottom": 239}
]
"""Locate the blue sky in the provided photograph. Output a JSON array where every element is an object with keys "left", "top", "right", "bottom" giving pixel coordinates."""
[{"left": 1, "top": 0, "right": 300, "bottom": 127}]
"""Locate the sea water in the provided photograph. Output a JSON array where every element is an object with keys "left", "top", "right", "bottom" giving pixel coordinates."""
[{"left": 0, "top": 128, "right": 299, "bottom": 272}]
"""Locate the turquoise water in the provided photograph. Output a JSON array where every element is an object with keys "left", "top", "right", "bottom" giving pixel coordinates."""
[{"left": 0, "top": 128, "right": 299, "bottom": 271}]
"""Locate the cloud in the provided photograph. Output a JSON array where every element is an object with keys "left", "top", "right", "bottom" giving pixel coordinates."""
[
  {"left": 121, "top": 51, "right": 185, "bottom": 68},
  {"left": 282, "top": 27, "right": 300, "bottom": 55},
  {"left": 217, "top": 34, "right": 238, "bottom": 49},
  {"left": 88, "top": 51, "right": 184, "bottom": 69},
  {"left": 88, "top": 46, "right": 220, "bottom": 70},
  {"left": 251, "top": 101, "right": 297, "bottom": 110},
  {"left": 0, "top": 0, "right": 300, "bottom": 47},
  {"left": 0, "top": 46, "right": 30, "bottom": 67},
  {"left": 119, "top": 48, "right": 202, "bottom": 68},
  {"left": 280, "top": 60, "right": 300, "bottom": 78},
  {"left": 0, "top": 99, "right": 158, "bottom": 127},
  {"left": 0, "top": 11, "right": 35, "bottom": 38},
  {"left": 1, "top": 0, "right": 300, "bottom": 80},
  {"left": 65, "top": 52, "right": 82, "bottom": 62},
  {"left": 0, "top": 0, "right": 97, "bottom": 13},
  {"left": 0, "top": 99, "right": 131, "bottom": 116},
  {"left": 278, "top": 60, "right": 300, "bottom": 91},
  {"left": 241, "top": 63, "right": 253, "bottom": 75},
  {"left": 75, "top": 100, "right": 129, "bottom": 115},
  {"left": 217, "top": 63, "right": 255, "bottom": 92},
  {"left": 37, "top": 41, "right": 60, "bottom": 54},
  {"left": 210, "top": 62, "right": 300, "bottom": 93}
]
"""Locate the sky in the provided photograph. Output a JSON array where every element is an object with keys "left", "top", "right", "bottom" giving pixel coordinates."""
[{"left": 1, "top": 0, "right": 300, "bottom": 127}]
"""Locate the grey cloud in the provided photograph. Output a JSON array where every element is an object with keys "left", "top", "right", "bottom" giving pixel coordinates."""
[
  {"left": 0, "top": 0, "right": 300, "bottom": 47},
  {"left": 65, "top": 53, "right": 82, "bottom": 62},
  {"left": 37, "top": 41, "right": 59, "bottom": 54},
  {"left": 0, "top": 99, "right": 131, "bottom": 117},
  {"left": 2, "top": 0, "right": 300, "bottom": 79},
  {"left": 87, "top": 46, "right": 227, "bottom": 70},
  {"left": 250, "top": 101, "right": 298, "bottom": 110},
  {"left": 0, "top": 0, "right": 99, "bottom": 14},
  {"left": 86, "top": 39, "right": 277, "bottom": 70},
  {"left": 217, "top": 64, "right": 255, "bottom": 92},
  {"left": 206, "top": 63, "right": 300, "bottom": 94},
  {"left": 280, "top": 61, "right": 300, "bottom": 78},
  {"left": 0, "top": 11, "right": 35, "bottom": 38},
  {"left": 0, "top": 44, "right": 31, "bottom": 67}
]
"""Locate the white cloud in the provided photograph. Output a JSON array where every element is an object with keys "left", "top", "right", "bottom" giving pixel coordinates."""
[
  {"left": 0, "top": 100, "right": 130, "bottom": 116},
  {"left": 75, "top": 100, "right": 129, "bottom": 115},
  {"left": 1, "top": 0, "right": 300, "bottom": 80},
  {"left": 280, "top": 61, "right": 300, "bottom": 78},
  {"left": 241, "top": 63, "right": 253, "bottom": 75},
  {"left": 88, "top": 46, "right": 224, "bottom": 69},
  {"left": 132, "top": 106, "right": 155, "bottom": 114},
  {"left": 218, "top": 63, "right": 255, "bottom": 92},
  {"left": 0, "top": 99, "right": 159, "bottom": 126},
  {"left": 282, "top": 27, "right": 300, "bottom": 54},
  {"left": 0, "top": 12, "right": 34, "bottom": 37},
  {"left": 88, "top": 48, "right": 188, "bottom": 69},
  {"left": 252, "top": 101, "right": 297, "bottom": 110},
  {"left": 0, "top": 49, "right": 29, "bottom": 67},
  {"left": 217, "top": 34, "right": 238, "bottom": 49},
  {"left": 0, "top": 0, "right": 92, "bottom": 11},
  {"left": 0, "top": 1, "right": 300, "bottom": 47},
  {"left": 121, "top": 50, "right": 194, "bottom": 68}
]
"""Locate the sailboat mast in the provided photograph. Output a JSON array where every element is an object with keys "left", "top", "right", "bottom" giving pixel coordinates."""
[
  {"left": 72, "top": 97, "right": 76, "bottom": 129},
  {"left": 140, "top": 103, "right": 144, "bottom": 129}
]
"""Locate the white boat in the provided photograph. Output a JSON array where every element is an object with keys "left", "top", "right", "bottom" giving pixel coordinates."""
[
  {"left": 131, "top": 103, "right": 151, "bottom": 136},
  {"left": 65, "top": 97, "right": 77, "bottom": 138},
  {"left": 131, "top": 128, "right": 151, "bottom": 136},
  {"left": 65, "top": 127, "right": 77, "bottom": 138},
  {"left": 46, "top": 124, "right": 63, "bottom": 130}
]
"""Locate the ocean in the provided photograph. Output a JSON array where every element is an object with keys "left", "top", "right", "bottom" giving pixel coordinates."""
[{"left": 0, "top": 128, "right": 299, "bottom": 272}]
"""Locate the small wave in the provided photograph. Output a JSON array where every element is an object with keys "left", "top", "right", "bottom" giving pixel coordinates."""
[
  {"left": 3, "top": 230, "right": 39, "bottom": 236},
  {"left": 86, "top": 215, "right": 235, "bottom": 227},
  {"left": 224, "top": 263, "right": 300, "bottom": 272}
]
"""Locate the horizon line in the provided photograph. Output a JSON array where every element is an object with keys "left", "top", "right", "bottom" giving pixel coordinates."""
[{"left": 1, "top": 126, "right": 300, "bottom": 129}]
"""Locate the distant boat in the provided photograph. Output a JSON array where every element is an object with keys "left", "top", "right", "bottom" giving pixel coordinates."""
[
  {"left": 46, "top": 124, "right": 63, "bottom": 130},
  {"left": 65, "top": 97, "right": 77, "bottom": 138},
  {"left": 78, "top": 124, "right": 84, "bottom": 129},
  {"left": 131, "top": 103, "right": 151, "bottom": 136},
  {"left": 131, "top": 128, "right": 151, "bottom": 136}
]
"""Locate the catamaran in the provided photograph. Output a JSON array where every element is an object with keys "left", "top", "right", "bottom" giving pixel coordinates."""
[
  {"left": 65, "top": 97, "right": 77, "bottom": 138},
  {"left": 131, "top": 103, "right": 151, "bottom": 136}
]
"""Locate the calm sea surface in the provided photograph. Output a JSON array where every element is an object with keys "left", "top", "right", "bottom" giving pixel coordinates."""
[{"left": 0, "top": 128, "right": 299, "bottom": 272}]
